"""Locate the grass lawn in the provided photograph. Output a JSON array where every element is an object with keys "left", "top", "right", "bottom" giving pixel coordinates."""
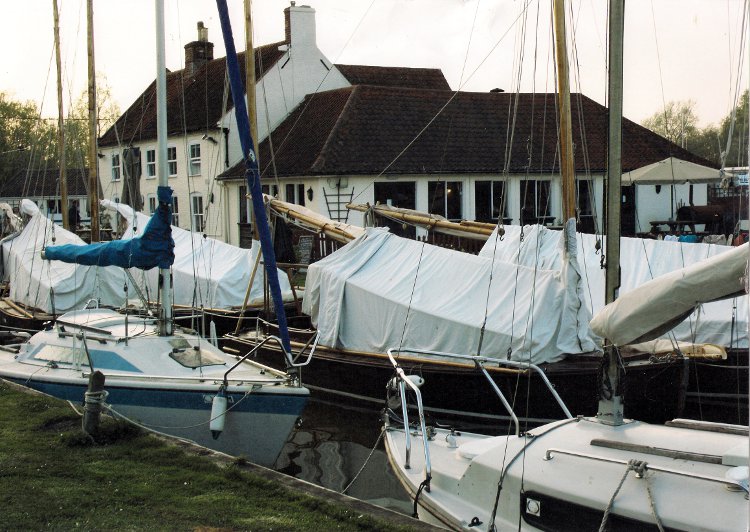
[{"left": 0, "top": 380, "right": 418, "bottom": 531}]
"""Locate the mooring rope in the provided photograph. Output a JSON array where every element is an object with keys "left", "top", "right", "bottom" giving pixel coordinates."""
[
  {"left": 341, "top": 427, "right": 385, "bottom": 495},
  {"left": 599, "top": 459, "right": 664, "bottom": 532}
]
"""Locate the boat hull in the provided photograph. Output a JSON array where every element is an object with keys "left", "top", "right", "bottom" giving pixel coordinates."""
[
  {"left": 224, "top": 324, "right": 688, "bottom": 428},
  {"left": 2, "top": 372, "right": 307, "bottom": 467}
]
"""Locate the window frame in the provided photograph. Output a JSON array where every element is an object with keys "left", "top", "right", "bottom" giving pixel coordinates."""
[
  {"left": 190, "top": 193, "right": 204, "bottom": 232},
  {"left": 146, "top": 149, "right": 156, "bottom": 179},
  {"left": 167, "top": 146, "right": 177, "bottom": 177},
  {"left": 111, "top": 153, "right": 121, "bottom": 181},
  {"left": 188, "top": 143, "right": 201, "bottom": 176}
]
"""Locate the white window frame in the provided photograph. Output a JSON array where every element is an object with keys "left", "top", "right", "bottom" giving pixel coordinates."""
[
  {"left": 188, "top": 143, "right": 201, "bottom": 176},
  {"left": 111, "top": 153, "right": 121, "bottom": 181},
  {"left": 171, "top": 196, "right": 179, "bottom": 226},
  {"left": 167, "top": 146, "right": 177, "bottom": 177},
  {"left": 147, "top": 194, "right": 157, "bottom": 214},
  {"left": 190, "top": 193, "right": 204, "bottom": 232},
  {"left": 146, "top": 149, "right": 156, "bottom": 179}
]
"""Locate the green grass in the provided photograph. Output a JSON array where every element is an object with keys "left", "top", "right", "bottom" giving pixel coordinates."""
[{"left": 0, "top": 381, "right": 414, "bottom": 531}]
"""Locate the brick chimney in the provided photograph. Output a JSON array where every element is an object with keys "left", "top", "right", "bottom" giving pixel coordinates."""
[
  {"left": 184, "top": 21, "right": 214, "bottom": 76},
  {"left": 283, "top": 2, "right": 316, "bottom": 48}
]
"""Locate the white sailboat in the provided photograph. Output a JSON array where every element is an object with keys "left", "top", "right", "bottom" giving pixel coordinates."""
[
  {"left": 382, "top": 1, "right": 749, "bottom": 529},
  {"left": 0, "top": 0, "right": 308, "bottom": 467}
]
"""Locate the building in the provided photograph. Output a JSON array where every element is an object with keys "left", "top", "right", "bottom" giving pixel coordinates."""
[{"left": 98, "top": 2, "right": 718, "bottom": 247}]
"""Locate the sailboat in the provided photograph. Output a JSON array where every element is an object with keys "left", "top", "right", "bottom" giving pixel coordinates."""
[
  {"left": 382, "top": 1, "right": 749, "bottom": 529},
  {"left": 0, "top": 0, "right": 308, "bottom": 467}
]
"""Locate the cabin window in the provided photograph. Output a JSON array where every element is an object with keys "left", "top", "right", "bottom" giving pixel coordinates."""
[
  {"left": 167, "top": 146, "right": 177, "bottom": 177},
  {"left": 171, "top": 196, "right": 179, "bottom": 226},
  {"left": 428, "top": 181, "right": 462, "bottom": 221},
  {"left": 111, "top": 153, "right": 121, "bottom": 181},
  {"left": 188, "top": 143, "right": 201, "bottom": 176},
  {"left": 520, "top": 180, "right": 552, "bottom": 224},
  {"left": 147, "top": 194, "right": 157, "bottom": 214},
  {"left": 146, "top": 149, "right": 156, "bottom": 178},
  {"left": 191, "top": 193, "right": 204, "bottom": 232},
  {"left": 475, "top": 181, "right": 508, "bottom": 223}
]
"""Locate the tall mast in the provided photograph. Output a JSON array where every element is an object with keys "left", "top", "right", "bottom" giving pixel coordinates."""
[
  {"left": 553, "top": 0, "right": 576, "bottom": 226},
  {"left": 597, "top": 0, "right": 625, "bottom": 426},
  {"left": 244, "top": 0, "right": 259, "bottom": 241},
  {"left": 86, "top": 0, "right": 99, "bottom": 242},
  {"left": 155, "top": 0, "right": 172, "bottom": 336},
  {"left": 53, "top": 0, "right": 68, "bottom": 230}
]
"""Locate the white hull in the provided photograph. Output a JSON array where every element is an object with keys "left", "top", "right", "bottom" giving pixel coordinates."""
[
  {"left": 385, "top": 417, "right": 748, "bottom": 531},
  {"left": 0, "top": 308, "right": 308, "bottom": 467}
]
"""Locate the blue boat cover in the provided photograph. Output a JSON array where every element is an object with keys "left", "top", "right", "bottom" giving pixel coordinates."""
[{"left": 44, "top": 186, "right": 175, "bottom": 270}]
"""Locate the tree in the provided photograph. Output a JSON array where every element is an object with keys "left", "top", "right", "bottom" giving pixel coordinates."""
[
  {"left": 642, "top": 100, "right": 700, "bottom": 149},
  {"left": 715, "top": 90, "right": 748, "bottom": 168},
  {"left": 0, "top": 92, "right": 57, "bottom": 184}
]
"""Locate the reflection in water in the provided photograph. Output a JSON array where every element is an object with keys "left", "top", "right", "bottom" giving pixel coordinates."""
[{"left": 274, "top": 397, "right": 413, "bottom": 515}]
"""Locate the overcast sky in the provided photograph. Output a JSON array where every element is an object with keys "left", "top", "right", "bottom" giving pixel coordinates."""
[{"left": 2, "top": 0, "right": 747, "bottom": 129}]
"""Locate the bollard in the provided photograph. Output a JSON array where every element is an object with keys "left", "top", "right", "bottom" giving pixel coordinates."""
[{"left": 82, "top": 370, "right": 106, "bottom": 435}]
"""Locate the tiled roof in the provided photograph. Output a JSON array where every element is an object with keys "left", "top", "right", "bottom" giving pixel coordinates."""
[
  {"left": 335, "top": 64, "right": 450, "bottom": 91},
  {"left": 0, "top": 167, "right": 89, "bottom": 198},
  {"left": 219, "top": 86, "right": 717, "bottom": 180},
  {"left": 99, "top": 42, "right": 286, "bottom": 147}
]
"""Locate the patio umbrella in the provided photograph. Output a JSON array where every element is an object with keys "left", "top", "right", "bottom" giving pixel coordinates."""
[{"left": 621, "top": 157, "right": 722, "bottom": 185}]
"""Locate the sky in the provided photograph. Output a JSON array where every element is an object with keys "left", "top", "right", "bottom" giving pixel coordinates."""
[{"left": 1, "top": 0, "right": 747, "bottom": 129}]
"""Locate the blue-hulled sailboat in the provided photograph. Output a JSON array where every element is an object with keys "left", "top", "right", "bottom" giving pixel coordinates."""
[{"left": 0, "top": 0, "right": 308, "bottom": 467}]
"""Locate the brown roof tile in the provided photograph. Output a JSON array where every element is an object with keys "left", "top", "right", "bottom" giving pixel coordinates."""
[
  {"left": 220, "top": 87, "right": 716, "bottom": 180},
  {"left": 335, "top": 64, "right": 451, "bottom": 91},
  {"left": 0, "top": 167, "right": 89, "bottom": 198},
  {"left": 99, "top": 42, "right": 286, "bottom": 146}
]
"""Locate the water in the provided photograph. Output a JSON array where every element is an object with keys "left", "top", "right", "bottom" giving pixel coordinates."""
[{"left": 273, "top": 396, "right": 414, "bottom": 515}]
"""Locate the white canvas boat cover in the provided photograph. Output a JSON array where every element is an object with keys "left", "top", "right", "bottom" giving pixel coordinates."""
[
  {"left": 102, "top": 200, "right": 293, "bottom": 309},
  {"left": 479, "top": 225, "right": 748, "bottom": 347},
  {"left": 1, "top": 200, "right": 127, "bottom": 313},
  {"left": 590, "top": 244, "right": 748, "bottom": 345},
  {"left": 302, "top": 226, "right": 599, "bottom": 365}
]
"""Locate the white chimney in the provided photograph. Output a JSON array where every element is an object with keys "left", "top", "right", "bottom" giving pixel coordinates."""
[{"left": 284, "top": 3, "right": 316, "bottom": 49}]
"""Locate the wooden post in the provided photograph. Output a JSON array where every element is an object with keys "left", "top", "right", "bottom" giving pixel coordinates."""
[{"left": 82, "top": 370, "right": 106, "bottom": 435}]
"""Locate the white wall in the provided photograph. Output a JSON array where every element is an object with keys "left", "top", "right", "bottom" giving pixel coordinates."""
[{"left": 634, "top": 183, "right": 708, "bottom": 233}]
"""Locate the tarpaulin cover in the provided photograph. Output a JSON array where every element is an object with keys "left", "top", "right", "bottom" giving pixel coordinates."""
[
  {"left": 44, "top": 186, "right": 174, "bottom": 270},
  {"left": 302, "top": 226, "right": 598, "bottom": 365},
  {"left": 1, "top": 200, "right": 129, "bottom": 313},
  {"left": 479, "top": 225, "right": 748, "bottom": 347},
  {"left": 102, "top": 199, "right": 294, "bottom": 309}
]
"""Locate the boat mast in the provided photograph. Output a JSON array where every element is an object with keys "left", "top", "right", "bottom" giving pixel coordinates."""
[
  {"left": 86, "top": 0, "right": 99, "bottom": 242},
  {"left": 597, "top": 0, "right": 625, "bottom": 426},
  {"left": 155, "top": 0, "right": 173, "bottom": 336},
  {"left": 552, "top": 0, "right": 576, "bottom": 228},
  {"left": 52, "top": 0, "right": 69, "bottom": 230},
  {"left": 244, "top": 0, "right": 259, "bottom": 242}
]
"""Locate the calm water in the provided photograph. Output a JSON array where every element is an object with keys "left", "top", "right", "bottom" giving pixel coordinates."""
[{"left": 273, "top": 396, "right": 414, "bottom": 515}]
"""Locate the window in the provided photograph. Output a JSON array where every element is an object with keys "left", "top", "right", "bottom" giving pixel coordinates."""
[
  {"left": 285, "top": 183, "right": 306, "bottom": 205},
  {"left": 111, "top": 153, "right": 121, "bottom": 181},
  {"left": 189, "top": 143, "right": 201, "bottom": 176},
  {"left": 239, "top": 185, "right": 250, "bottom": 224},
  {"left": 171, "top": 196, "right": 179, "bottom": 226},
  {"left": 147, "top": 194, "right": 157, "bottom": 214},
  {"left": 474, "top": 181, "right": 508, "bottom": 223},
  {"left": 520, "top": 180, "right": 552, "bottom": 224},
  {"left": 191, "top": 193, "right": 204, "bottom": 232},
  {"left": 146, "top": 149, "right": 156, "bottom": 178},
  {"left": 428, "top": 181, "right": 462, "bottom": 220},
  {"left": 576, "top": 179, "right": 595, "bottom": 233},
  {"left": 167, "top": 146, "right": 177, "bottom": 177},
  {"left": 261, "top": 184, "right": 279, "bottom": 198}
]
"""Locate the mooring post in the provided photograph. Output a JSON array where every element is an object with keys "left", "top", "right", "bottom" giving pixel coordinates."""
[{"left": 82, "top": 370, "right": 106, "bottom": 435}]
